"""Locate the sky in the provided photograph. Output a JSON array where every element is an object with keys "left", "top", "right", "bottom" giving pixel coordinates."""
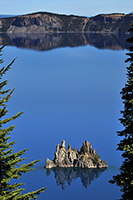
[{"left": 0, "top": 0, "right": 133, "bottom": 17}]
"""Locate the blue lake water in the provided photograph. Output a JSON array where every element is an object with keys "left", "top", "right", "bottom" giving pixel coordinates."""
[{"left": 1, "top": 33, "right": 128, "bottom": 199}]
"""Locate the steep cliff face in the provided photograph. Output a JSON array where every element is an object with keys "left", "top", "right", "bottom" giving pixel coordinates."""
[
  {"left": 0, "top": 13, "right": 61, "bottom": 33},
  {"left": 84, "top": 13, "right": 133, "bottom": 33},
  {"left": 0, "top": 12, "right": 86, "bottom": 33},
  {"left": 0, "top": 12, "right": 133, "bottom": 33},
  {"left": 45, "top": 140, "right": 108, "bottom": 169}
]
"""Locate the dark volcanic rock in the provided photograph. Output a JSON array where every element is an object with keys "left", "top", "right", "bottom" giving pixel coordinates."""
[
  {"left": 45, "top": 140, "right": 108, "bottom": 169},
  {"left": 0, "top": 12, "right": 133, "bottom": 33}
]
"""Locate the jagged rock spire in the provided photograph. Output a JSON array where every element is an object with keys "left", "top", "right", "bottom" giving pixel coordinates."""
[{"left": 45, "top": 140, "right": 108, "bottom": 169}]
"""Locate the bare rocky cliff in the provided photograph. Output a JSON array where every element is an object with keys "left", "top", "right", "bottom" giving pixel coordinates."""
[
  {"left": 0, "top": 12, "right": 133, "bottom": 33},
  {"left": 45, "top": 140, "right": 108, "bottom": 169}
]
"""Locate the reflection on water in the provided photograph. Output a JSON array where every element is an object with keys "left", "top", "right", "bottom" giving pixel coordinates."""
[
  {"left": 0, "top": 32, "right": 131, "bottom": 51},
  {"left": 45, "top": 167, "right": 107, "bottom": 190}
]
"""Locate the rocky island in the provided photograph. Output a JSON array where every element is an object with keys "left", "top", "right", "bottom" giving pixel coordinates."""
[{"left": 45, "top": 140, "right": 108, "bottom": 169}]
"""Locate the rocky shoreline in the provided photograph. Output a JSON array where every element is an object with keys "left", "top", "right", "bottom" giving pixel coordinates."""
[{"left": 45, "top": 140, "right": 108, "bottom": 169}]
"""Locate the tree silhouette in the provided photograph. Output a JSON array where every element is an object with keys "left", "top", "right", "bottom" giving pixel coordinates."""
[
  {"left": 0, "top": 44, "right": 46, "bottom": 199},
  {"left": 109, "top": 25, "right": 133, "bottom": 200}
]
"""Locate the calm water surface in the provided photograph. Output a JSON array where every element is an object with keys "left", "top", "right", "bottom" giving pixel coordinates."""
[{"left": 2, "top": 34, "right": 128, "bottom": 199}]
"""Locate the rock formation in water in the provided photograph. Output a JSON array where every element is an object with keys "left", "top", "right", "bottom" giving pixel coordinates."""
[{"left": 45, "top": 140, "right": 108, "bottom": 169}]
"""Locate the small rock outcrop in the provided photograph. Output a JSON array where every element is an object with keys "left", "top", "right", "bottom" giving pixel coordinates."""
[{"left": 45, "top": 140, "right": 108, "bottom": 169}]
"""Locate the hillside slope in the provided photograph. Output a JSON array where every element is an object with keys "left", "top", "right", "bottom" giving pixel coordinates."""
[{"left": 0, "top": 12, "right": 133, "bottom": 33}]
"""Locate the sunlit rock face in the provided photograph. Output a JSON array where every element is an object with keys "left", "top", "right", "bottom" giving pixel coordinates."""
[
  {"left": 0, "top": 12, "right": 133, "bottom": 34},
  {"left": 45, "top": 140, "right": 108, "bottom": 169}
]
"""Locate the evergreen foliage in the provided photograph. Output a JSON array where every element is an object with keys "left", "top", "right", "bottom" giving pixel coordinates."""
[
  {"left": 0, "top": 44, "right": 46, "bottom": 199},
  {"left": 109, "top": 25, "right": 133, "bottom": 200}
]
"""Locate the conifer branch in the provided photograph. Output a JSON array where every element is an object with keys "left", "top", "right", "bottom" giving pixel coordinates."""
[{"left": 0, "top": 44, "right": 46, "bottom": 199}]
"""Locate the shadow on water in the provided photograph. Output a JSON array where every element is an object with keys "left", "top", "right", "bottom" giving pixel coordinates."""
[
  {"left": 45, "top": 167, "right": 107, "bottom": 190},
  {"left": 0, "top": 32, "right": 131, "bottom": 51}
]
